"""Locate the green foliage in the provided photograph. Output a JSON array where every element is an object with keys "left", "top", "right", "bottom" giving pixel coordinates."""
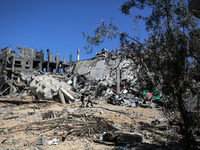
[
  {"left": 120, "top": 0, "right": 200, "bottom": 148},
  {"left": 83, "top": 0, "right": 200, "bottom": 148},
  {"left": 82, "top": 18, "right": 119, "bottom": 53}
]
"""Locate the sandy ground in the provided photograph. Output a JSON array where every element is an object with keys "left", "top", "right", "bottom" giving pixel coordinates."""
[{"left": 0, "top": 98, "right": 171, "bottom": 150}]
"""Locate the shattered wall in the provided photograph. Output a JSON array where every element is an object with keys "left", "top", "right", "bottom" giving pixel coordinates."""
[
  {"left": 0, "top": 47, "right": 44, "bottom": 95},
  {"left": 0, "top": 46, "right": 70, "bottom": 95},
  {"left": 67, "top": 50, "right": 142, "bottom": 102}
]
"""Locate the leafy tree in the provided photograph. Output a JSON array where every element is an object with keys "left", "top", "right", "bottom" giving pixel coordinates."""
[
  {"left": 82, "top": 18, "right": 120, "bottom": 53},
  {"left": 83, "top": 0, "right": 200, "bottom": 149},
  {"left": 120, "top": 1, "right": 200, "bottom": 149}
]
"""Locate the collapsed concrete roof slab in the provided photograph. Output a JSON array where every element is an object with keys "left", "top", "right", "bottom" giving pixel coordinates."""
[
  {"left": 75, "top": 60, "right": 94, "bottom": 75},
  {"left": 90, "top": 60, "right": 110, "bottom": 79}
]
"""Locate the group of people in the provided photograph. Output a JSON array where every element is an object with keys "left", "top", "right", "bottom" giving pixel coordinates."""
[
  {"left": 80, "top": 92, "right": 149, "bottom": 108},
  {"left": 79, "top": 92, "right": 93, "bottom": 108}
]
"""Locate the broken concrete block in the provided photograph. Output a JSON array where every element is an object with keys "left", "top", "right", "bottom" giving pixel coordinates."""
[
  {"left": 44, "top": 91, "right": 53, "bottom": 100},
  {"left": 60, "top": 87, "right": 75, "bottom": 102},
  {"left": 42, "top": 110, "right": 55, "bottom": 120},
  {"left": 26, "top": 131, "right": 33, "bottom": 136},
  {"left": 106, "top": 88, "right": 113, "bottom": 95},
  {"left": 59, "top": 89, "right": 66, "bottom": 104},
  {"left": 122, "top": 89, "right": 128, "bottom": 94},
  {"left": 102, "top": 131, "right": 143, "bottom": 144},
  {"left": 90, "top": 60, "right": 110, "bottom": 79},
  {"left": 76, "top": 60, "right": 93, "bottom": 75},
  {"left": 4, "top": 115, "right": 19, "bottom": 120},
  {"left": 115, "top": 131, "right": 143, "bottom": 143},
  {"left": 36, "top": 137, "right": 46, "bottom": 145},
  {"left": 12, "top": 139, "right": 19, "bottom": 145},
  {"left": 67, "top": 79, "right": 72, "bottom": 85},
  {"left": 47, "top": 139, "right": 60, "bottom": 145},
  {"left": 34, "top": 76, "right": 44, "bottom": 83},
  {"left": 50, "top": 84, "right": 61, "bottom": 93},
  {"left": 30, "top": 75, "right": 73, "bottom": 101},
  {"left": 24, "top": 140, "right": 29, "bottom": 146},
  {"left": 66, "top": 90, "right": 79, "bottom": 99},
  {"left": 60, "top": 82, "right": 71, "bottom": 90}
]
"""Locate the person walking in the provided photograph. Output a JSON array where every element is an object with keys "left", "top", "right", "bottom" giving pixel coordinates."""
[
  {"left": 79, "top": 93, "right": 85, "bottom": 108},
  {"left": 86, "top": 92, "right": 93, "bottom": 107},
  {"left": 143, "top": 96, "right": 147, "bottom": 104},
  {"left": 134, "top": 96, "right": 138, "bottom": 107}
]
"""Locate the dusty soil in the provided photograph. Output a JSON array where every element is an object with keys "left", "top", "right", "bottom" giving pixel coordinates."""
[{"left": 0, "top": 97, "right": 181, "bottom": 150}]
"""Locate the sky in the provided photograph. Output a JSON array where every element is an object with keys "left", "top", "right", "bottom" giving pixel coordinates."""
[{"left": 0, "top": 0, "right": 150, "bottom": 61}]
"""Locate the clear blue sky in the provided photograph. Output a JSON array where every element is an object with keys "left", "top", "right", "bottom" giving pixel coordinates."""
[{"left": 0, "top": 0, "right": 149, "bottom": 62}]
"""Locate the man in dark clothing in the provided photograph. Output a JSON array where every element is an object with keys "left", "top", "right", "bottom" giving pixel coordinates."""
[
  {"left": 143, "top": 96, "right": 147, "bottom": 104},
  {"left": 80, "top": 93, "right": 85, "bottom": 108},
  {"left": 86, "top": 92, "right": 93, "bottom": 107}
]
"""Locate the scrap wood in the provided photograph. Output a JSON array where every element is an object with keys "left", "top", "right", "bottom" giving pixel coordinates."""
[
  {"left": 25, "top": 118, "right": 65, "bottom": 130},
  {"left": 3, "top": 115, "right": 19, "bottom": 120},
  {"left": 95, "top": 106, "right": 134, "bottom": 120},
  {"left": 62, "top": 129, "right": 75, "bottom": 141},
  {"left": 84, "top": 113, "right": 92, "bottom": 122},
  {"left": 64, "top": 118, "right": 96, "bottom": 125},
  {"left": 59, "top": 123, "right": 84, "bottom": 129},
  {"left": 3, "top": 124, "right": 27, "bottom": 133},
  {"left": 0, "top": 98, "right": 56, "bottom": 104}
]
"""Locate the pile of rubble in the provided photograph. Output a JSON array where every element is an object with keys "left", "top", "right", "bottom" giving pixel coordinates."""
[
  {"left": 0, "top": 46, "right": 166, "bottom": 111},
  {"left": 0, "top": 46, "right": 151, "bottom": 106},
  {"left": 30, "top": 74, "right": 78, "bottom": 103},
  {"left": 0, "top": 46, "right": 198, "bottom": 149},
  {"left": 26, "top": 48, "right": 160, "bottom": 108}
]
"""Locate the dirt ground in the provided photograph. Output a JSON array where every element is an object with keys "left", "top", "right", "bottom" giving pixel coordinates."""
[{"left": 0, "top": 97, "right": 181, "bottom": 150}]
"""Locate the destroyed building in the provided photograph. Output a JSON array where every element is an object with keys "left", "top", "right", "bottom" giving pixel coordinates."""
[
  {"left": 0, "top": 47, "right": 44, "bottom": 95},
  {"left": 0, "top": 45, "right": 198, "bottom": 110},
  {"left": 0, "top": 46, "right": 69, "bottom": 95},
  {"left": 0, "top": 46, "right": 147, "bottom": 106},
  {"left": 0, "top": 46, "right": 198, "bottom": 150},
  {"left": 28, "top": 46, "right": 145, "bottom": 106}
]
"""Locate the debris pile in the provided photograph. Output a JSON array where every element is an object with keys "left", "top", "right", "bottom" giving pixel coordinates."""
[
  {"left": 0, "top": 100, "right": 185, "bottom": 150},
  {"left": 30, "top": 74, "right": 78, "bottom": 103},
  {"left": 0, "top": 46, "right": 170, "bottom": 113},
  {"left": 49, "top": 49, "right": 144, "bottom": 106},
  {"left": 0, "top": 46, "right": 196, "bottom": 149}
]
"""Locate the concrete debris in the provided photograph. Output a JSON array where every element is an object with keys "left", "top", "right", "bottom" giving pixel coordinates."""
[
  {"left": 0, "top": 97, "right": 187, "bottom": 150},
  {"left": 0, "top": 46, "right": 197, "bottom": 149},
  {"left": 42, "top": 110, "right": 56, "bottom": 120},
  {"left": 100, "top": 131, "right": 143, "bottom": 144},
  {"left": 36, "top": 137, "right": 46, "bottom": 145},
  {"left": 0, "top": 46, "right": 168, "bottom": 110},
  {"left": 24, "top": 140, "right": 29, "bottom": 146},
  {"left": 30, "top": 75, "right": 72, "bottom": 100},
  {"left": 1, "top": 139, "right": 9, "bottom": 144},
  {"left": 47, "top": 138, "right": 60, "bottom": 145},
  {"left": 0, "top": 47, "right": 138, "bottom": 103}
]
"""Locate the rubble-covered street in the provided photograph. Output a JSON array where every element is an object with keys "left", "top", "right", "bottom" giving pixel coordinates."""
[{"left": 0, "top": 97, "right": 183, "bottom": 150}]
